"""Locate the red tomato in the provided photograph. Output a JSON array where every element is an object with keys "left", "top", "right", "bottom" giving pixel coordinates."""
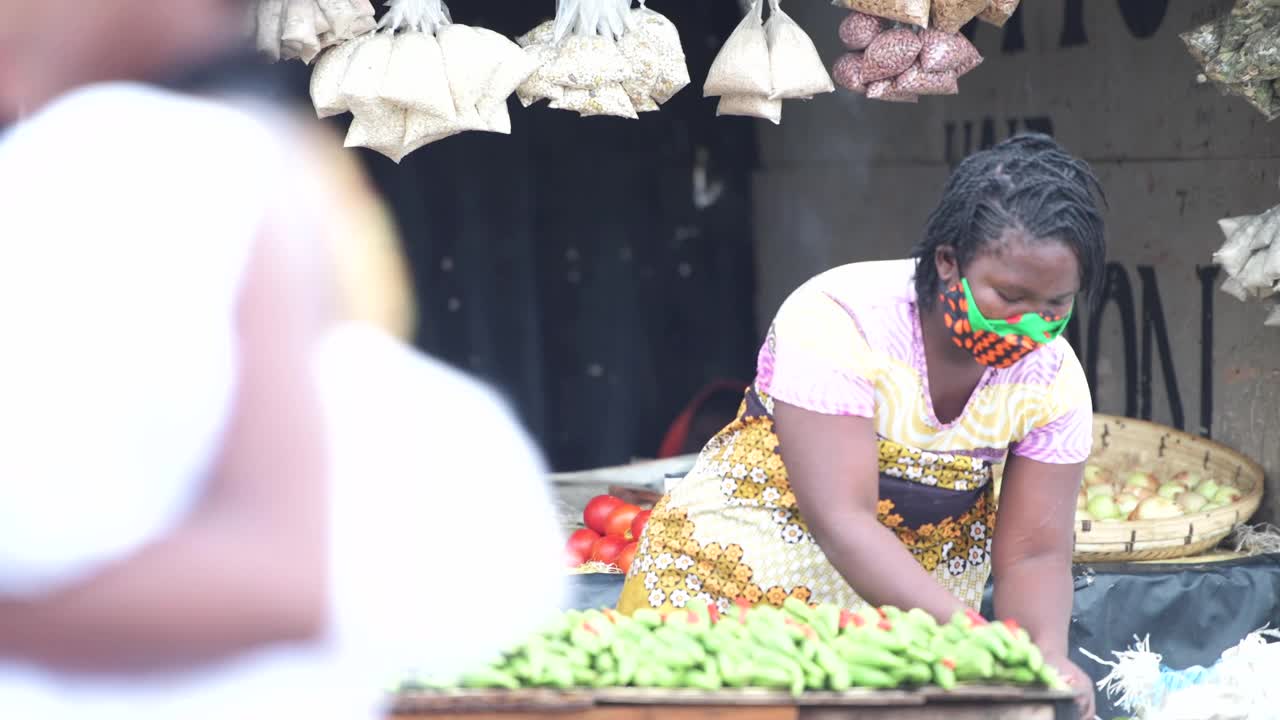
[
  {"left": 630, "top": 509, "right": 652, "bottom": 541},
  {"left": 590, "top": 535, "right": 629, "bottom": 565},
  {"left": 616, "top": 542, "right": 639, "bottom": 574},
  {"left": 565, "top": 528, "right": 600, "bottom": 564},
  {"left": 604, "top": 504, "right": 642, "bottom": 539},
  {"left": 583, "top": 495, "right": 625, "bottom": 535},
  {"left": 565, "top": 548, "right": 586, "bottom": 567}
]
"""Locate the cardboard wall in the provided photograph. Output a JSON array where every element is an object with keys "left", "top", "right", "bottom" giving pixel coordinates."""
[{"left": 752, "top": 0, "right": 1280, "bottom": 520}]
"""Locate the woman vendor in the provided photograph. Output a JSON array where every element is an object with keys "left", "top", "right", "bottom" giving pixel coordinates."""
[{"left": 618, "top": 134, "right": 1103, "bottom": 717}]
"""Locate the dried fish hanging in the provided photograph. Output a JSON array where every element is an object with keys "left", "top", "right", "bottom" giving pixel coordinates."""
[
  {"left": 308, "top": 0, "right": 539, "bottom": 162},
  {"left": 1181, "top": 0, "right": 1280, "bottom": 120},
  {"left": 831, "top": 10, "right": 982, "bottom": 103},
  {"left": 252, "top": 0, "right": 378, "bottom": 64},
  {"left": 515, "top": 0, "right": 691, "bottom": 119},
  {"left": 1211, "top": 199, "right": 1280, "bottom": 328},
  {"left": 703, "top": 0, "right": 834, "bottom": 124}
]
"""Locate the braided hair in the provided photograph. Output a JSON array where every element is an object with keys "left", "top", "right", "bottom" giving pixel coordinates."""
[{"left": 912, "top": 133, "right": 1107, "bottom": 311}]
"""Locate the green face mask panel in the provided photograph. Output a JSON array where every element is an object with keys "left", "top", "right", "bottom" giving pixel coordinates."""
[{"left": 961, "top": 279, "right": 1073, "bottom": 342}]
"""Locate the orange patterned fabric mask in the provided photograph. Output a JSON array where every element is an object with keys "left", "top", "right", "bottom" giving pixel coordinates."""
[{"left": 939, "top": 281, "right": 1068, "bottom": 369}]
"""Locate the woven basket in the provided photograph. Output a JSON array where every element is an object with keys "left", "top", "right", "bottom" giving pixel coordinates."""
[{"left": 1071, "top": 414, "right": 1265, "bottom": 562}]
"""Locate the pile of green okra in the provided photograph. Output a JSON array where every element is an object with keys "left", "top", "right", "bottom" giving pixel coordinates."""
[{"left": 401, "top": 599, "right": 1069, "bottom": 696}]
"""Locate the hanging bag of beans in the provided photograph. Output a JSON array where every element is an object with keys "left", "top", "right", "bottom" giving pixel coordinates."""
[
  {"left": 832, "top": 52, "right": 868, "bottom": 93},
  {"left": 918, "top": 28, "right": 983, "bottom": 75},
  {"left": 839, "top": 11, "right": 886, "bottom": 50},
  {"left": 893, "top": 62, "right": 958, "bottom": 95},
  {"left": 861, "top": 26, "right": 923, "bottom": 83}
]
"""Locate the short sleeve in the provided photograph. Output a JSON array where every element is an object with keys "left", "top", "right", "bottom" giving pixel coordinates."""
[
  {"left": 315, "top": 326, "right": 567, "bottom": 681},
  {"left": 1009, "top": 348, "right": 1093, "bottom": 464},
  {"left": 0, "top": 85, "right": 280, "bottom": 597},
  {"left": 757, "top": 287, "right": 878, "bottom": 417}
]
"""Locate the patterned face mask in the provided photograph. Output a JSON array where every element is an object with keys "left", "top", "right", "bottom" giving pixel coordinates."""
[{"left": 939, "top": 279, "right": 1073, "bottom": 369}]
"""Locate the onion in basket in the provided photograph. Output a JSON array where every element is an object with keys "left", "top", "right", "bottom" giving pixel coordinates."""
[
  {"left": 1129, "top": 496, "right": 1183, "bottom": 521},
  {"left": 1123, "top": 471, "right": 1159, "bottom": 493},
  {"left": 1087, "top": 495, "right": 1122, "bottom": 521},
  {"left": 1176, "top": 492, "right": 1209, "bottom": 514}
]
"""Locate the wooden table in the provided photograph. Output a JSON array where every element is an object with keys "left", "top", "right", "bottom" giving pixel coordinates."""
[{"left": 389, "top": 687, "right": 1079, "bottom": 720}]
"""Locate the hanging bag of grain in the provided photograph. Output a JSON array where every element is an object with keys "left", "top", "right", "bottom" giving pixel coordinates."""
[
  {"left": 537, "top": 0, "right": 640, "bottom": 118},
  {"left": 252, "top": 0, "right": 378, "bottom": 63},
  {"left": 716, "top": 94, "right": 783, "bottom": 124},
  {"left": 331, "top": 0, "right": 456, "bottom": 160},
  {"left": 518, "top": 0, "right": 688, "bottom": 118},
  {"left": 839, "top": 11, "right": 886, "bottom": 50},
  {"left": 256, "top": 0, "right": 287, "bottom": 61},
  {"left": 339, "top": 27, "right": 410, "bottom": 162},
  {"left": 831, "top": 0, "right": 929, "bottom": 28},
  {"left": 311, "top": 34, "right": 372, "bottom": 117},
  {"left": 316, "top": 0, "right": 377, "bottom": 41},
  {"left": 618, "top": 1, "right": 691, "bottom": 110},
  {"left": 930, "top": 0, "right": 988, "bottom": 33},
  {"left": 1266, "top": 302, "right": 1280, "bottom": 327},
  {"left": 861, "top": 26, "right": 923, "bottom": 83},
  {"left": 978, "top": 0, "right": 1020, "bottom": 27},
  {"left": 340, "top": 30, "right": 395, "bottom": 117},
  {"left": 1214, "top": 211, "right": 1273, "bottom": 277},
  {"left": 765, "top": 0, "right": 835, "bottom": 100},
  {"left": 704, "top": 0, "right": 773, "bottom": 98},
  {"left": 380, "top": 4, "right": 456, "bottom": 123},
  {"left": 281, "top": 0, "right": 324, "bottom": 64}
]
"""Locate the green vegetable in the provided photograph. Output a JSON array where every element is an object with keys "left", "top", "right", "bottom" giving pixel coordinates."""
[{"left": 402, "top": 602, "right": 1067, "bottom": 695}]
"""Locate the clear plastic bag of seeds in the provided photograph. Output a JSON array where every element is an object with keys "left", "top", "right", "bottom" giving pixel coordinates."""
[
  {"left": 716, "top": 93, "right": 783, "bottom": 124},
  {"left": 831, "top": 0, "right": 929, "bottom": 28},
  {"left": 861, "top": 27, "right": 923, "bottom": 83},
  {"left": 832, "top": 52, "right": 867, "bottom": 93},
  {"left": 918, "top": 28, "right": 983, "bottom": 75},
  {"left": 1181, "top": 17, "right": 1227, "bottom": 67},
  {"left": 978, "top": 0, "right": 1020, "bottom": 27},
  {"left": 765, "top": 0, "right": 834, "bottom": 100},
  {"left": 930, "top": 0, "right": 988, "bottom": 33},
  {"left": 893, "top": 62, "right": 958, "bottom": 95},
  {"left": 704, "top": 0, "right": 773, "bottom": 97},
  {"left": 839, "top": 11, "right": 886, "bottom": 50},
  {"left": 618, "top": 2, "right": 691, "bottom": 108},
  {"left": 866, "top": 78, "right": 919, "bottom": 102}
]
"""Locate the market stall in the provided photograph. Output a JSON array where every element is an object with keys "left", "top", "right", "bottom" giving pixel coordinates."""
[
  {"left": 546, "top": 413, "right": 1275, "bottom": 720},
  {"left": 237, "top": 1, "right": 1280, "bottom": 718}
]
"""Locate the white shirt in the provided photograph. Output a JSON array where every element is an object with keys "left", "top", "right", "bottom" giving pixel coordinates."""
[{"left": 0, "top": 83, "right": 565, "bottom": 719}]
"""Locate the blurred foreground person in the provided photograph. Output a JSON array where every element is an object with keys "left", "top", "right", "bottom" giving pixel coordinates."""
[{"left": 0, "top": 2, "right": 566, "bottom": 718}]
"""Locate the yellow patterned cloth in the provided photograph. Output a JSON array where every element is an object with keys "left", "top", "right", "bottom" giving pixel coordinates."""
[{"left": 616, "top": 260, "right": 1091, "bottom": 617}]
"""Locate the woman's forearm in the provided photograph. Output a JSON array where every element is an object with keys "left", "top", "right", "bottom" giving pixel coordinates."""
[
  {"left": 811, "top": 511, "right": 969, "bottom": 623},
  {"left": 0, "top": 508, "right": 326, "bottom": 673},
  {"left": 993, "top": 553, "right": 1072, "bottom": 659}
]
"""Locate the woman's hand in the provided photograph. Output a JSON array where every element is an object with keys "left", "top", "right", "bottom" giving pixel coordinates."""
[
  {"left": 773, "top": 401, "right": 968, "bottom": 623},
  {"left": 1047, "top": 653, "right": 1097, "bottom": 719}
]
